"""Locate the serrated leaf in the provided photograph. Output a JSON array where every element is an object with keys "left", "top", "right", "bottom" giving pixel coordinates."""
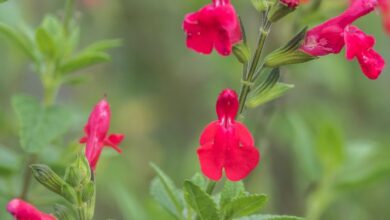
[
  {"left": 223, "top": 194, "right": 267, "bottom": 219},
  {"left": 236, "top": 214, "right": 304, "bottom": 220},
  {"left": 150, "top": 163, "right": 183, "bottom": 218},
  {"left": 183, "top": 180, "right": 219, "bottom": 220},
  {"left": 12, "top": 95, "right": 72, "bottom": 153},
  {"left": 60, "top": 52, "right": 110, "bottom": 74},
  {"left": 35, "top": 27, "right": 56, "bottom": 58},
  {"left": 150, "top": 177, "right": 181, "bottom": 218},
  {"left": 0, "top": 23, "right": 37, "bottom": 60},
  {"left": 220, "top": 181, "right": 245, "bottom": 210},
  {"left": 247, "top": 83, "right": 294, "bottom": 108}
]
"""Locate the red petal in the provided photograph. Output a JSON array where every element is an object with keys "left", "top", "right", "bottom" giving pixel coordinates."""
[
  {"left": 104, "top": 134, "right": 124, "bottom": 153},
  {"left": 344, "top": 25, "right": 375, "bottom": 60},
  {"left": 200, "top": 121, "right": 219, "bottom": 145},
  {"left": 225, "top": 145, "right": 260, "bottom": 181},
  {"left": 183, "top": 9, "right": 214, "bottom": 55},
  {"left": 197, "top": 143, "right": 224, "bottom": 181},
  {"left": 79, "top": 136, "right": 88, "bottom": 144},
  {"left": 357, "top": 49, "right": 385, "bottom": 80},
  {"left": 235, "top": 122, "right": 254, "bottom": 146}
]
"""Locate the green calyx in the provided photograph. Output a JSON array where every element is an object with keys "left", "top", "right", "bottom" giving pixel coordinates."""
[
  {"left": 268, "top": 1, "right": 296, "bottom": 22},
  {"left": 264, "top": 27, "right": 317, "bottom": 68}
]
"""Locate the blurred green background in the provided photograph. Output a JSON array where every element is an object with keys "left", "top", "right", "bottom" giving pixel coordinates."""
[{"left": 0, "top": 0, "right": 390, "bottom": 219}]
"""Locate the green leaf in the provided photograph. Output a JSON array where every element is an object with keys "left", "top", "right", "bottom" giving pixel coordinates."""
[
  {"left": 12, "top": 95, "right": 72, "bottom": 153},
  {"left": 0, "top": 23, "right": 37, "bottom": 61},
  {"left": 183, "top": 180, "right": 219, "bottom": 220},
  {"left": 220, "top": 181, "right": 245, "bottom": 210},
  {"left": 191, "top": 172, "right": 207, "bottom": 189},
  {"left": 150, "top": 178, "right": 182, "bottom": 218},
  {"left": 236, "top": 214, "right": 304, "bottom": 220},
  {"left": 35, "top": 27, "right": 56, "bottom": 58},
  {"left": 0, "top": 0, "right": 7, "bottom": 3},
  {"left": 223, "top": 194, "right": 267, "bottom": 219},
  {"left": 83, "top": 39, "right": 122, "bottom": 52},
  {"left": 247, "top": 83, "right": 294, "bottom": 108},
  {"left": 60, "top": 52, "right": 110, "bottom": 74},
  {"left": 315, "top": 121, "right": 345, "bottom": 173},
  {"left": 113, "top": 184, "right": 148, "bottom": 220},
  {"left": 150, "top": 163, "right": 183, "bottom": 218}
]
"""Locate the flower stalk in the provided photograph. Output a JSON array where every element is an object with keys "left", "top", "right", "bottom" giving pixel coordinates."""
[{"left": 238, "top": 15, "right": 272, "bottom": 114}]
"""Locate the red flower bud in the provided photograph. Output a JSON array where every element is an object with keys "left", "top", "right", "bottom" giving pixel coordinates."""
[
  {"left": 80, "top": 98, "right": 125, "bottom": 171},
  {"left": 197, "top": 89, "right": 260, "bottom": 181},
  {"left": 7, "top": 199, "right": 56, "bottom": 220},
  {"left": 301, "top": 0, "right": 377, "bottom": 56},
  {"left": 183, "top": 0, "right": 242, "bottom": 56},
  {"left": 344, "top": 25, "right": 385, "bottom": 79}
]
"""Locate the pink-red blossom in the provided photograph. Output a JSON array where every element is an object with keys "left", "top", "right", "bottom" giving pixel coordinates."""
[
  {"left": 80, "top": 98, "right": 124, "bottom": 171},
  {"left": 183, "top": 0, "right": 242, "bottom": 56},
  {"left": 7, "top": 199, "right": 56, "bottom": 220},
  {"left": 301, "top": 0, "right": 377, "bottom": 56},
  {"left": 197, "top": 89, "right": 260, "bottom": 181},
  {"left": 281, "top": 0, "right": 300, "bottom": 8},
  {"left": 344, "top": 25, "right": 385, "bottom": 79}
]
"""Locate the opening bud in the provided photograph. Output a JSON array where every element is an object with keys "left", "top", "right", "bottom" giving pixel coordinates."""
[{"left": 268, "top": 0, "right": 299, "bottom": 22}]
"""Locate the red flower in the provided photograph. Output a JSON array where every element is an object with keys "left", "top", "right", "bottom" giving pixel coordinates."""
[
  {"left": 183, "top": 0, "right": 242, "bottom": 56},
  {"left": 301, "top": 0, "right": 377, "bottom": 56},
  {"left": 7, "top": 199, "right": 56, "bottom": 220},
  {"left": 80, "top": 98, "right": 124, "bottom": 171},
  {"left": 281, "top": 0, "right": 300, "bottom": 8},
  {"left": 197, "top": 89, "right": 260, "bottom": 181},
  {"left": 344, "top": 25, "right": 385, "bottom": 79}
]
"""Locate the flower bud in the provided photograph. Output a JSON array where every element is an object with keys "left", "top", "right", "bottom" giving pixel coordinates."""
[
  {"left": 264, "top": 27, "right": 317, "bottom": 67},
  {"left": 268, "top": 0, "right": 299, "bottom": 22},
  {"left": 233, "top": 43, "right": 250, "bottom": 64},
  {"left": 30, "top": 164, "right": 66, "bottom": 195},
  {"left": 64, "top": 154, "right": 91, "bottom": 187},
  {"left": 81, "top": 182, "right": 95, "bottom": 202},
  {"left": 31, "top": 164, "right": 77, "bottom": 203}
]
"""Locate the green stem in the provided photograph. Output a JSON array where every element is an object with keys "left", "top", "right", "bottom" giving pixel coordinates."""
[
  {"left": 43, "top": 81, "right": 59, "bottom": 106},
  {"left": 238, "top": 22, "right": 271, "bottom": 114},
  {"left": 20, "top": 155, "right": 37, "bottom": 200}
]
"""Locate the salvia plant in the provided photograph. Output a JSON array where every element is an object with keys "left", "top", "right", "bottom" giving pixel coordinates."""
[{"left": 0, "top": 0, "right": 389, "bottom": 219}]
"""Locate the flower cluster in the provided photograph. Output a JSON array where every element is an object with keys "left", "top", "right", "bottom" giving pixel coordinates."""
[
  {"left": 7, "top": 199, "right": 56, "bottom": 220},
  {"left": 197, "top": 89, "right": 260, "bottom": 181},
  {"left": 79, "top": 98, "right": 125, "bottom": 171},
  {"left": 301, "top": 0, "right": 385, "bottom": 79}
]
